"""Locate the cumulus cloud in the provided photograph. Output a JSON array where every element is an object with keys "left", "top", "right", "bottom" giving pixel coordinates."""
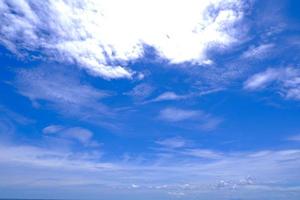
[
  {"left": 0, "top": 0, "right": 247, "bottom": 79},
  {"left": 244, "top": 67, "right": 300, "bottom": 100}
]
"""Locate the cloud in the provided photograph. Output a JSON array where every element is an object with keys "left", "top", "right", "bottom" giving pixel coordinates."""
[
  {"left": 13, "top": 67, "right": 116, "bottom": 126},
  {"left": 125, "top": 83, "right": 154, "bottom": 100},
  {"left": 287, "top": 134, "right": 300, "bottom": 142},
  {"left": 43, "top": 125, "right": 100, "bottom": 147},
  {"left": 0, "top": 0, "right": 248, "bottom": 78},
  {"left": 147, "top": 88, "right": 223, "bottom": 104},
  {"left": 0, "top": 106, "right": 34, "bottom": 125},
  {"left": 158, "top": 107, "right": 222, "bottom": 131},
  {"left": 156, "top": 137, "right": 187, "bottom": 149},
  {"left": 151, "top": 92, "right": 187, "bottom": 102},
  {"left": 1, "top": 140, "right": 300, "bottom": 200},
  {"left": 14, "top": 67, "right": 107, "bottom": 106},
  {"left": 244, "top": 68, "right": 281, "bottom": 90},
  {"left": 241, "top": 43, "right": 274, "bottom": 59},
  {"left": 183, "top": 149, "right": 223, "bottom": 159},
  {"left": 158, "top": 108, "right": 200, "bottom": 122},
  {"left": 244, "top": 67, "right": 300, "bottom": 100},
  {"left": 0, "top": 143, "right": 111, "bottom": 171},
  {"left": 42, "top": 125, "right": 64, "bottom": 134}
]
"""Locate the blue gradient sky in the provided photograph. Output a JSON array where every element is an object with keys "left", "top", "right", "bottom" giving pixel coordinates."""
[{"left": 0, "top": 0, "right": 300, "bottom": 199}]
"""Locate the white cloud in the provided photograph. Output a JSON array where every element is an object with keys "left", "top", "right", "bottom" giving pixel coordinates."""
[
  {"left": 0, "top": 0, "right": 247, "bottom": 78},
  {"left": 125, "top": 83, "right": 154, "bottom": 100},
  {"left": 1, "top": 140, "right": 300, "bottom": 199},
  {"left": 0, "top": 106, "right": 34, "bottom": 125},
  {"left": 15, "top": 68, "right": 107, "bottom": 105},
  {"left": 244, "top": 68, "right": 280, "bottom": 90},
  {"left": 43, "top": 125, "right": 100, "bottom": 147},
  {"left": 158, "top": 107, "right": 222, "bottom": 131},
  {"left": 287, "top": 134, "right": 300, "bottom": 142},
  {"left": 156, "top": 137, "right": 187, "bottom": 149},
  {"left": 62, "top": 127, "right": 97, "bottom": 147},
  {"left": 0, "top": 143, "right": 112, "bottom": 171},
  {"left": 242, "top": 43, "right": 274, "bottom": 59},
  {"left": 43, "top": 125, "right": 64, "bottom": 134},
  {"left": 131, "top": 184, "right": 140, "bottom": 189},
  {"left": 143, "top": 88, "right": 223, "bottom": 105},
  {"left": 244, "top": 67, "right": 300, "bottom": 100},
  {"left": 13, "top": 67, "right": 116, "bottom": 125},
  {"left": 183, "top": 149, "right": 223, "bottom": 159},
  {"left": 158, "top": 108, "right": 200, "bottom": 122},
  {"left": 198, "top": 117, "right": 223, "bottom": 131},
  {"left": 151, "top": 92, "right": 186, "bottom": 102}
]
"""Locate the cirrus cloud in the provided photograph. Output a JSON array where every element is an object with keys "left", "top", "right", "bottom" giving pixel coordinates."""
[{"left": 244, "top": 67, "right": 300, "bottom": 100}]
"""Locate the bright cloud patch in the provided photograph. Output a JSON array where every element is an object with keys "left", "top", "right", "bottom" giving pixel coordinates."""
[{"left": 0, "top": 0, "right": 246, "bottom": 79}]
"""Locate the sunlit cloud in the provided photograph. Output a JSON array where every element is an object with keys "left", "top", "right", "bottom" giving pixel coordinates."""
[{"left": 0, "top": 0, "right": 247, "bottom": 78}]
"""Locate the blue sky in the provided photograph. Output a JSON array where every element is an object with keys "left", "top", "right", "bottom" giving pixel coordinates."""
[{"left": 0, "top": 0, "right": 300, "bottom": 199}]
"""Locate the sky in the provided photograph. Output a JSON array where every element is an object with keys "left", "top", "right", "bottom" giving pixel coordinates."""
[{"left": 0, "top": 0, "right": 300, "bottom": 199}]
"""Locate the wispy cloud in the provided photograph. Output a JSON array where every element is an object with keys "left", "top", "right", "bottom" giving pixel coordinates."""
[
  {"left": 0, "top": 0, "right": 248, "bottom": 78},
  {"left": 287, "top": 134, "right": 300, "bottom": 142},
  {"left": 0, "top": 140, "right": 300, "bottom": 199},
  {"left": 0, "top": 143, "right": 111, "bottom": 171},
  {"left": 244, "top": 68, "right": 281, "bottom": 90},
  {"left": 0, "top": 105, "right": 34, "bottom": 125},
  {"left": 241, "top": 43, "right": 275, "bottom": 59},
  {"left": 43, "top": 125, "right": 64, "bottom": 134},
  {"left": 182, "top": 148, "right": 223, "bottom": 159},
  {"left": 145, "top": 88, "right": 224, "bottom": 104},
  {"left": 14, "top": 67, "right": 108, "bottom": 106},
  {"left": 43, "top": 125, "right": 100, "bottom": 147},
  {"left": 125, "top": 83, "right": 154, "bottom": 100},
  {"left": 244, "top": 67, "right": 300, "bottom": 100},
  {"left": 158, "top": 107, "right": 222, "bottom": 131},
  {"left": 12, "top": 67, "right": 117, "bottom": 127},
  {"left": 156, "top": 137, "right": 188, "bottom": 149},
  {"left": 158, "top": 108, "right": 200, "bottom": 122},
  {"left": 151, "top": 92, "right": 187, "bottom": 102}
]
